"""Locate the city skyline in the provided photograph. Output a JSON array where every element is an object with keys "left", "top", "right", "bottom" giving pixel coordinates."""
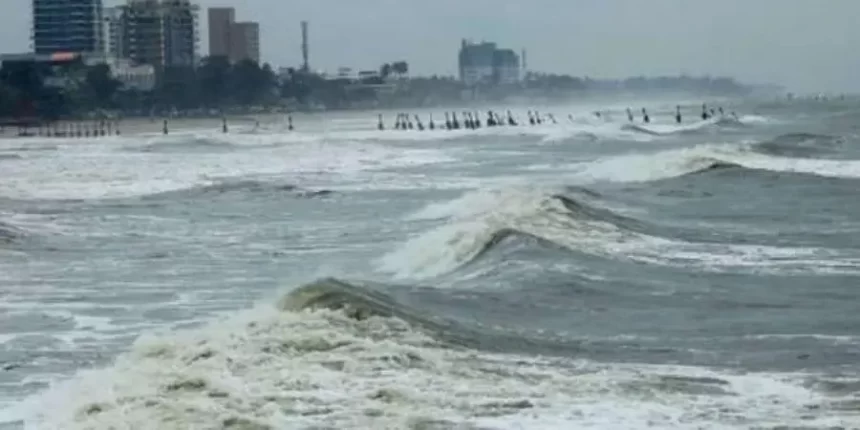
[{"left": 3, "top": 0, "right": 860, "bottom": 92}]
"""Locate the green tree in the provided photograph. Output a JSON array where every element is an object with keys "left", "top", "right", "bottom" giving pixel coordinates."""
[
  {"left": 229, "top": 59, "right": 264, "bottom": 106},
  {"left": 157, "top": 65, "right": 199, "bottom": 111},
  {"left": 391, "top": 61, "right": 409, "bottom": 76},
  {"left": 0, "top": 61, "right": 45, "bottom": 117},
  {"left": 0, "top": 83, "right": 18, "bottom": 117},
  {"left": 379, "top": 63, "right": 392, "bottom": 79},
  {"left": 196, "top": 55, "right": 231, "bottom": 108},
  {"left": 84, "top": 64, "right": 122, "bottom": 109}
]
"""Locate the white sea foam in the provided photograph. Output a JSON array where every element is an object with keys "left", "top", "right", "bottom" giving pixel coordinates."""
[
  {"left": 379, "top": 187, "right": 860, "bottom": 279},
  {"left": 563, "top": 141, "right": 860, "bottom": 184},
  {"left": 1, "top": 104, "right": 851, "bottom": 430},
  {"left": 2, "top": 306, "right": 853, "bottom": 430},
  {"left": 0, "top": 134, "right": 456, "bottom": 200}
]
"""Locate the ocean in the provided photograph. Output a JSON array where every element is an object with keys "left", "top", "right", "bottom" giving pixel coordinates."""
[{"left": 1, "top": 97, "right": 859, "bottom": 429}]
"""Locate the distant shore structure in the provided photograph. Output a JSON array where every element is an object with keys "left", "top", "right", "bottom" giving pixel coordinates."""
[
  {"left": 458, "top": 39, "right": 521, "bottom": 87},
  {"left": 301, "top": 20, "right": 310, "bottom": 72},
  {"left": 208, "top": 7, "right": 260, "bottom": 64},
  {"left": 32, "top": 0, "right": 103, "bottom": 56}
]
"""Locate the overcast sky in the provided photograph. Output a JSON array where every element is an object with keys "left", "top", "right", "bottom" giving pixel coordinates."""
[{"left": 2, "top": 0, "right": 858, "bottom": 93}]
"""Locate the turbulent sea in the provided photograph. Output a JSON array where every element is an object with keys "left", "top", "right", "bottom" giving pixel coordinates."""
[{"left": 1, "top": 98, "right": 860, "bottom": 429}]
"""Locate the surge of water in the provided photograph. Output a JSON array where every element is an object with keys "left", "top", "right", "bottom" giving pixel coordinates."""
[{"left": 3, "top": 103, "right": 860, "bottom": 429}]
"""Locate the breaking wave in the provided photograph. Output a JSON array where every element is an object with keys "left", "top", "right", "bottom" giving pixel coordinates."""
[
  {"left": 130, "top": 136, "right": 240, "bottom": 153},
  {"left": 138, "top": 179, "right": 334, "bottom": 202},
  {"left": 753, "top": 133, "right": 846, "bottom": 158},
  {"left": 573, "top": 141, "right": 860, "bottom": 185},
  {"left": 0, "top": 219, "right": 27, "bottom": 244},
  {"left": 12, "top": 279, "right": 857, "bottom": 429},
  {"left": 0, "top": 180, "right": 333, "bottom": 210},
  {"left": 378, "top": 187, "right": 860, "bottom": 279},
  {"left": 124, "top": 134, "right": 308, "bottom": 153},
  {"left": 620, "top": 115, "right": 745, "bottom": 137}
]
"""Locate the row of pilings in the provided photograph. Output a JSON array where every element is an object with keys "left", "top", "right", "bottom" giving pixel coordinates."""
[{"left": 376, "top": 104, "right": 737, "bottom": 130}]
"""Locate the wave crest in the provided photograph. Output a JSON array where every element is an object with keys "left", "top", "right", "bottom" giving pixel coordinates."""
[
  {"left": 0, "top": 219, "right": 27, "bottom": 244},
  {"left": 140, "top": 179, "right": 333, "bottom": 201},
  {"left": 379, "top": 186, "right": 860, "bottom": 279},
  {"left": 754, "top": 133, "right": 844, "bottom": 158},
  {"left": 620, "top": 116, "right": 743, "bottom": 137},
  {"left": 574, "top": 143, "right": 860, "bottom": 185},
  {"left": 378, "top": 188, "right": 650, "bottom": 279}
]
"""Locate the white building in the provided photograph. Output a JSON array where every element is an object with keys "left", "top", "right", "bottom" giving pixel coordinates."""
[
  {"left": 103, "top": 7, "right": 124, "bottom": 59},
  {"left": 458, "top": 39, "right": 521, "bottom": 87},
  {"left": 120, "top": 0, "right": 200, "bottom": 68},
  {"left": 492, "top": 49, "right": 521, "bottom": 85},
  {"left": 84, "top": 55, "right": 156, "bottom": 91},
  {"left": 458, "top": 40, "right": 496, "bottom": 86},
  {"left": 110, "top": 59, "right": 156, "bottom": 91}
]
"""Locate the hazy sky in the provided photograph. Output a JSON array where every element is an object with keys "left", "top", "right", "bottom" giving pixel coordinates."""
[{"left": 2, "top": 0, "right": 859, "bottom": 93}]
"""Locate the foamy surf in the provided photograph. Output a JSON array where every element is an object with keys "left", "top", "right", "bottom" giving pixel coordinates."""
[
  {"left": 379, "top": 186, "right": 860, "bottom": 279},
  {"left": 566, "top": 141, "right": 860, "bottom": 185},
  {"left": 4, "top": 100, "right": 860, "bottom": 430},
  {"left": 0, "top": 138, "right": 455, "bottom": 200},
  {"left": 4, "top": 284, "right": 855, "bottom": 430}
]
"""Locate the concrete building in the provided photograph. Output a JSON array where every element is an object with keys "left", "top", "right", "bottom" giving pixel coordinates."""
[
  {"left": 107, "top": 59, "right": 156, "bottom": 91},
  {"left": 458, "top": 39, "right": 521, "bottom": 87},
  {"left": 206, "top": 7, "right": 260, "bottom": 63},
  {"left": 103, "top": 7, "right": 124, "bottom": 59},
  {"left": 493, "top": 49, "right": 520, "bottom": 85},
  {"left": 80, "top": 54, "right": 156, "bottom": 90},
  {"left": 207, "top": 7, "right": 234, "bottom": 58},
  {"left": 230, "top": 21, "right": 259, "bottom": 63},
  {"left": 458, "top": 40, "right": 496, "bottom": 86},
  {"left": 32, "top": 0, "right": 104, "bottom": 55},
  {"left": 162, "top": 0, "right": 199, "bottom": 67},
  {"left": 119, "top": 0, "right": 199, "bottom": 68}
]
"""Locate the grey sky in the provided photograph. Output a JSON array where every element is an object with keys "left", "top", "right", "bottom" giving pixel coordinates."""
[{"left": 2, "top": 0, "right": 858, "bottom": 93}]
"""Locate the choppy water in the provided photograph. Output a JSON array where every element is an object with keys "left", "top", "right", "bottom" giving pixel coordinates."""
[{"left": 2, "top": 99, "right": 860, "bottom": 429}]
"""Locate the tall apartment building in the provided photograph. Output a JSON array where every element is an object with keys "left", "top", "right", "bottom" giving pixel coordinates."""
[
  {"left": 119, "top": 0, "right": 199, "bottom": 68},
  {"left": 207, "top": 7, "right": 234, "bottom": 58},
  {"left": 492, "top": 49, "right": 520, "bottom": 85},
  {"left": 207, "top": 7, "right": 260, "bottom": 63},
  {"left": 230, "top": 22, "right": 259, "bottom": 64},
  {"left": 458, "top": 39, "right": 521, "bottom": 86},
  {"left": 32, "top": 0, "right": 104, "bottom": 55},
  {"left": 162, "top": 0, "right": 199, "bottom": 67},
  {"left": 458, "top": 40, "right": 496, "bottom": 86},
  {"left": 103, "top": 6, "right": 124, "bottom": 59}
]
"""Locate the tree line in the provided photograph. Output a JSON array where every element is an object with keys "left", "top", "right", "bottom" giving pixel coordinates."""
[
  {"left": 0, "top": 53, "right": 753, "bottom": 120},
  {"left": 0, "top": 56, "right": 420, "bottom": 118},
  {"left": 0, "top": 56, "right": 291, "bottom": 119}
]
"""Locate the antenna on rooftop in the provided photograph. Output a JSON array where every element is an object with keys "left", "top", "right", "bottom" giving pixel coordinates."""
[{"left": 301, "top": 20, "right": 309, "bottom": 72}]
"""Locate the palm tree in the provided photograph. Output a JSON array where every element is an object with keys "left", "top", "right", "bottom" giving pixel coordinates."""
[
  {"left": 379, "top": 63, "right": 392, "bottom": 79},
  {"left": 391, "top": 61, "right": 409, "bottom": 77}
]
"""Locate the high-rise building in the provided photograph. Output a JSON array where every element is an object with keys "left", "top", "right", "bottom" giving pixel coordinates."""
[
  {"left": 458, "top": 40, "right": 496, "bottom": 86},
  {"left": 207, "top": 7, "right": 234, "bottom": 58},
  {"left": 230, "top": 22, "right": 259, "bottom": 63},
  {"left": 32, "top": 0, "right": 104, "bottom": 55},
  {"left": 458, "top": 39, "right": 521, "bottom": 86},
  {"left": 206, "top": 7, "right": 260, "bottom": 64},
  {"left": 162, "top": 0, "right": 199, "bottom": 67},
  {"left": 103, "top": 6, "right": 124, "bottom": 59},
  {"left": 493, "top": 49, "right": 520, "bottom": 85},
  {"left": 120, "top": 0, "right": 199, "bottom": 68}
]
